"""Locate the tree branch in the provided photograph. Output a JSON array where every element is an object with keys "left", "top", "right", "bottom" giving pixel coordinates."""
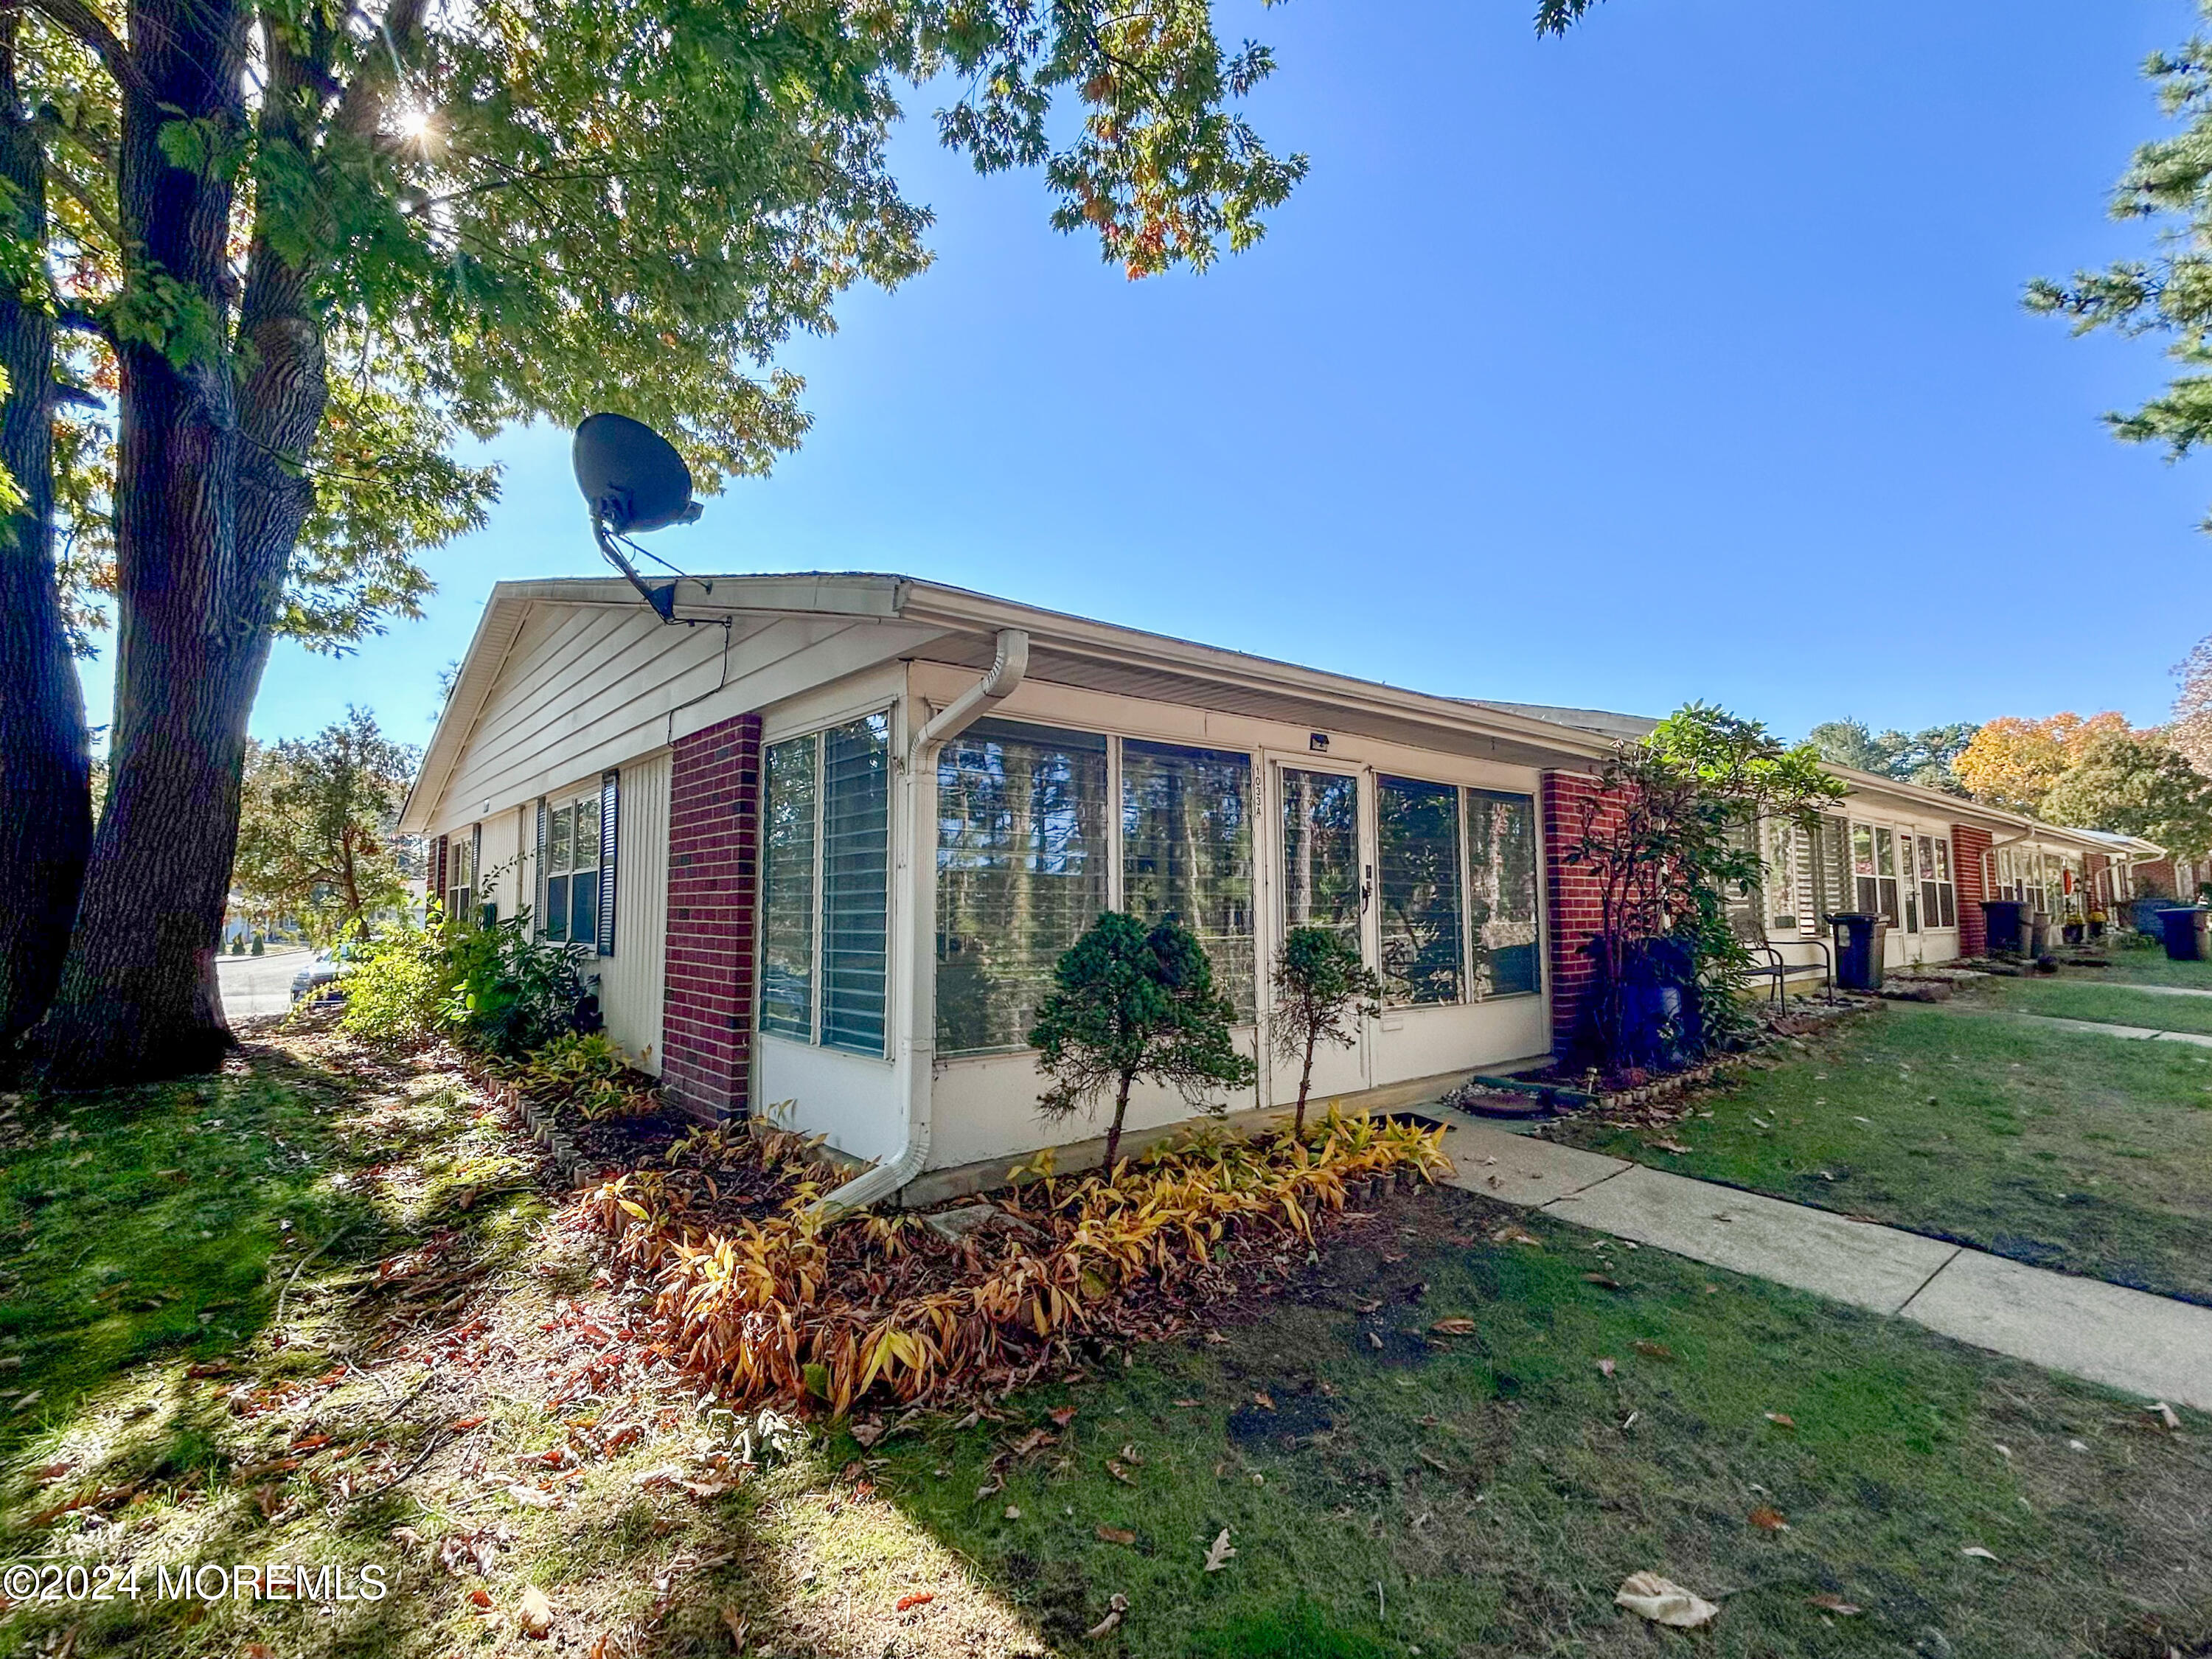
[{"left": 21, "top": 0, "right": 136, "bottom": 92}]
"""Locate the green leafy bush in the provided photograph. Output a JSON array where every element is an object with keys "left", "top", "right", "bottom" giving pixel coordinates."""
[
  {"left": 441, "top": 916, "right": 594, "bottom": 1059},
  {"left": 335, "top": 926, "right": 457, "bottom": 1051}
]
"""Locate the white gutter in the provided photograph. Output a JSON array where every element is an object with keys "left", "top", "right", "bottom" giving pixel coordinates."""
[{"left": 810, "top": 628, "right": 1031, "bottom": 1217}]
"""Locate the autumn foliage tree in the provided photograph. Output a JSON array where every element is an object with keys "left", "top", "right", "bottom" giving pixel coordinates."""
[
  {"left": 2042, "top": 730, "right": 2212, "bottom": 864},
  {"left": 1955, "top": 713, "right": 2131, "bottom": 815},
  {"left": 230, "top": 708, "right": 419, "bottom": 942}
]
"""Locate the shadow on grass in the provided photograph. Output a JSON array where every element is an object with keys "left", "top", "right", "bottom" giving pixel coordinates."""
[{"left": 6, "top": 1029, "right": 2212, "bottom": 1659}]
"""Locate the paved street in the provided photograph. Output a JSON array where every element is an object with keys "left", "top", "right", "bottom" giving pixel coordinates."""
[{"left": 216, "top": 947, "right": 310, "bottom": 1022}]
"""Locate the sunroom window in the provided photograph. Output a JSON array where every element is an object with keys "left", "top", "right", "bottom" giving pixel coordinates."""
[
  {"left": 1280, "top": 768, "right": 1361, "bottom": 944},
  {"left": 1377, "top": 776, "right": 1463, "bottom": 1006},
  {"left": 1121, "top": 740, "right": 1256, "bottom": 1017},
  {"left": 1467, "top": 790, "right": 1540, "bottom": 996},
  {"left": 761, "top": 712, "right": 891, "bottom": 1057},
  {"left": 936, "top": 720, "right": 1110, "bottom": 1054}
]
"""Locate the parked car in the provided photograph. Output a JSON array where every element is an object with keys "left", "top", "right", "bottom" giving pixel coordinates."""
[{"left": 290, "top": 944, "right": 361, "bottom": 1004}]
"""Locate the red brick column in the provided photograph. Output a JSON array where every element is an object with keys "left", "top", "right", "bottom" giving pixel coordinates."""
[
  {"left": 1543, "top": 772, "right": 1620, "bottom": 1055},
  {"left": 661, "top": 712, "right": 762, "bottom": 1120},
  {"left": 1950, "top": 824, "right": 1992, "bottom": 958}
]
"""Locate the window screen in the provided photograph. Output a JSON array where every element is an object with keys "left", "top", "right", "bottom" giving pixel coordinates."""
[
  {"left": 936, "top": 720, "right": 1110, "bottom": 1054},
  {"left": 1933, "top": 836, "right": 1956, "bottom": 928},
  {"left": 1121, "top": 740, "right": 1256, "bottom": 1018},
  {"left": 760, "top": 735, "right": 818, "bottom": 1040},
  {"left": 1280, "top": 768, "right": 1360, "bottom": 942},
  {"left": 821, "top": 714, "right": 891, "bottom": 1054},
  {"left": 1377, "top": 776, "right": 1463, "bottom": 1006},
  {"left": 1874, "top": 827, "right": 1902, "bottom": 927},
  {"left": 1851, "top": 823, "right": 1878, "bottom": 916},
  {"left": 1467, "top": 790, "right": 1540, "bottom": 996}
]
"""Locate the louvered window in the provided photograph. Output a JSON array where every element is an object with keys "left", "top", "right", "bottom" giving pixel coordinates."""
[
  {"left": 1377, "top": 776, "right": 1463, "bottom": 1006},
  {"left": 1121, "top": 740, "right": 1256, "bottom": 1017},
  {"left": 936, "top": 720, "right": 1110, "bottom": 1054},
  {"left": 1280, "top": 768, "right": 1361, "bottom": 945},
  {"left": 760, "top": 736, "right": 818, "bottom": 1040},
  {"left": 1467, "top": 790, "right": 1540, "bottom": 996},
  {"left": 761, "top": 712, "right": 891, "bottom": 1056}
]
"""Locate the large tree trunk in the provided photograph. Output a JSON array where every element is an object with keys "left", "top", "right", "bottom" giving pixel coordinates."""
[
  {"left": 0, "top": 22, "right": 89, "bottom": 1057},
  {"left": 29, "top": 0, "right": 335, "bottom": 1090},
  {"left": 26, "top": 0, "right": 265, "bottom": 1087}
]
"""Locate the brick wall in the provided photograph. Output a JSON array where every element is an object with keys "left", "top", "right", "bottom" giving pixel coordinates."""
[
  {"left": 661, "top": 712, "right": 762, "bottom": 1121},
  {"left": 1542, "top": 771, "right": 1620, "bottom": 1055},
  {"left": 1950, "top": 824, "right": 1992, "bottom": 958}
]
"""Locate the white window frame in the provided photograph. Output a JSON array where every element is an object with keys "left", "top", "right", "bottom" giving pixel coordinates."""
[{"left": 540, "top": 787, "right": 605, "bottom": 949}]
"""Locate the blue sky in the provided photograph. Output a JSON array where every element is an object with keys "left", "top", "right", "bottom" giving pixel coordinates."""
[{"left": 79, "top": 0, "right": 2212, "bottom": 750}]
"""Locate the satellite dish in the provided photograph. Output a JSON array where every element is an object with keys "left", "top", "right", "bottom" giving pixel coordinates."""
[
  {"left": 572, "top": 413, "right": 703, "bottom": 623},
  {"left": 573, "top": 412, "right": 702, "bottom": 535}
]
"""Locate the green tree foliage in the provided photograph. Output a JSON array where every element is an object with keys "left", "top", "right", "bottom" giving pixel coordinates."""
[
  {"left": 1270, "top": 926, "right": 1382, "bottom": 1139},
  {"left": 1807, "top": 718, "right": 1978, "bottom": 795},
  {"left": 230, "top": 709, "right": 418, "bottom": 942},
  {"left": 2, "top": 0, "right": 1334, "bottom": 1085},
  {"left": 1562, "top": 705, "right": 1844, "bottom": 1073},
  {"left": 2028, "top": 3, "right": 2212, "bottom": 526},
  {"left": 2042, "top": 731, "right": 2212, "bottom": 863},
  {"left": 1028, "top": 911, "right": 1257, "bottom": 1173}
]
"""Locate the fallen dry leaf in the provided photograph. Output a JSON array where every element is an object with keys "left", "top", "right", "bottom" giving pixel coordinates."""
[
  {"left": 1763, "top": 1412, "right": 1796, "bottom": 1429},
  {"left": 1596, "top": 1358, "right": 1617, "bottom": 1378},
  {"left": 468, "top": 1587, "right": 493, "bottom": 1610},
  {"left": 1430, "top": 1318, "right": 1478, "bottom": 1335},
  {"left": 1048, "top": 1405, "right": 1078, "bottom": 1427},
  {"left": 1809, "top": 1594, "right": 1861, "bottom": 1616},
  {"left": 1106, "top": 1460, "right": 1135, "bottom": 1485},
  {"left": 518, "top": 1585, "right": 554, "bottom": 1638},
  {"left": 505, "top": 1484, "right": 556, "bottom": 1509},
  {"left": 1649, "top": 1138, "right": 1691, "bottom": 1154},
  {"left": 1096, "top": 1526, "right": 1135, "bottom": 1546},
  {"left": 2152, "top": 1402, "right": 2183, "bottom": 1431},
  {"left": 720, "top": 1608, "right": 748, "bottom": 1649},
  {"left": 896, "top": 1592, "right": 934, "bottom": 1613},
  {"left": 1251, "top": 1392, "right": 1275, "bottom": 1410},
  {"left": 1582, "top": 1274, "right": 1624, "bottom": 1290},
  {"left": 1961, "top": 1545, "right": 1999, "bottom": 1562},
  {"left": 1085, "top": 1593, "right": 1130, "bottom": 1639},
  {"left": 1203, "top": 1528, "right": 1236, "bottom": 1572},
  {"left": 1004, "top": 1505, "right": 1022, "bottom": 1519},
  {"left": 1747, "top": 1505, "right": 1789, "bottom": 1531},
  {"left": 849, "top": 1419, "right": 885, "bottom": 1449},
  {"left": 1615, "top": 1571, "right": 1719, "bottom": 1628},
  {"left": 1172, "top": 1398, "right": 1201, "bottom": 1408},
  {"left": 1632, "top": 1340, "right": 1675, "bottom": 1362}
]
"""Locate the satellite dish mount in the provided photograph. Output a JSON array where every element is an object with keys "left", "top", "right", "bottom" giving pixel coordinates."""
[{"left": 571, "top": 412, "right": 704, "bottom": 624}]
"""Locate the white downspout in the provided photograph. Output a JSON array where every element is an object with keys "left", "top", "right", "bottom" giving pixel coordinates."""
[{"left": 810, "top": 629, "right": 1031, "bottom": 1217}]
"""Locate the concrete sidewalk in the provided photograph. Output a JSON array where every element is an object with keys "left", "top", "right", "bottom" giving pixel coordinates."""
[
  {"left": 2011, "top": 1012, "right": 2212, "bottom": 1049},
  {"left": 1426, "top": 1107, "right": 2212, "bottom": 1413}
]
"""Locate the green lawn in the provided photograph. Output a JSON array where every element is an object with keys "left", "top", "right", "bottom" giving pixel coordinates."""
[
  {"left": 4, "top": 1026, "right": 2210, "bottom": 1659},
  {"left": 1964, "top": 974, "right": 2212, "bottom": 1037},
  {"left": 1545, "top": 1000, "right": 2212, "bottom": 1304},
  {"left": 2054, "top": 942, "right": 2212, "bottom": 988},
  {"left": 860, "top": 1189, "right": 2212, "bottom": 1659}
]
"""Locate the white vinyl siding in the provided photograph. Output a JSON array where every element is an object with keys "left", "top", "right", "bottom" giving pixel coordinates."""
[{"left": 599, "top": 752, "right": 669, "bottom": 1071}]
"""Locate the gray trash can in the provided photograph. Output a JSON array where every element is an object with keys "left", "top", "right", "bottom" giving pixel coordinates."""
[
  {"left": 1831, "top": 912, "right": 1888, "bottom": 990},
  {"left": 2028, "top": 910, "right": 2051, "bottom": 958}
]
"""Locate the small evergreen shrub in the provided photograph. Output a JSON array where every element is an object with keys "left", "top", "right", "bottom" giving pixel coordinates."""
[
  {"left": 441, "top": 916, "right": 595, "bottom": 1059},
  {"left": 249, "top": 936, "right": 265, "bottom": 956}
]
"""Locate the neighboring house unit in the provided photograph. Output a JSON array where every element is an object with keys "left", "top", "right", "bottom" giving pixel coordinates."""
[{"left": 400, "top": 573, "right": 2155, "bottom": 1199}]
